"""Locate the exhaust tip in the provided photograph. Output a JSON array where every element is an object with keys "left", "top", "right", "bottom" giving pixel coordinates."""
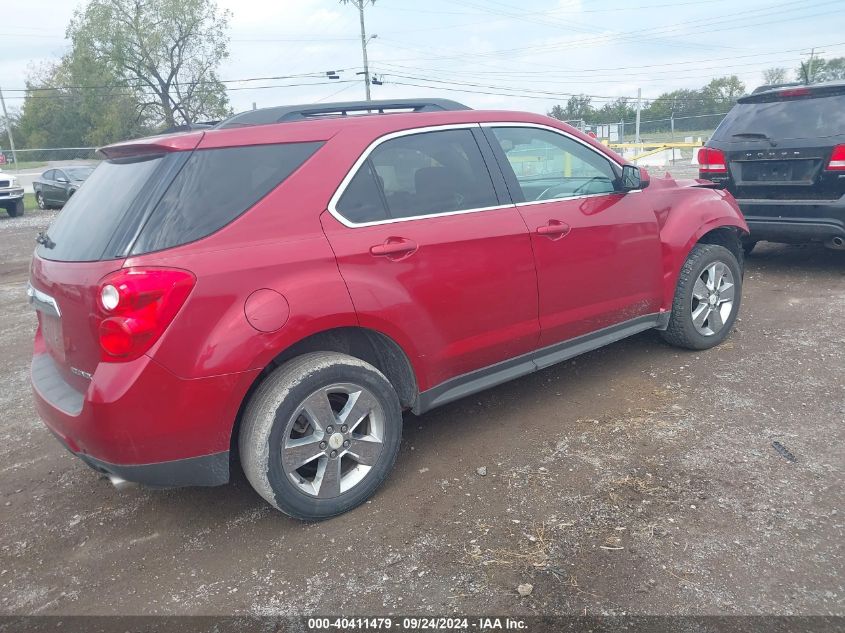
[
  {"left": 106, "top": 474, "right": 134, "bottom": 490},
  {"left": 825, "top": 236, "right": 845, "bottom": 250}
]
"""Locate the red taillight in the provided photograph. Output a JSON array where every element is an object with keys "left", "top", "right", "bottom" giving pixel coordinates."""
[
  {"left": 699, "top": 147, "right": 728, "bottom": 174},
  {"left": 827, "top": 144, "right": 845, "bottom": 171},
  {"left": 96, "top": 267, "right": 196, "bottom": 361}
]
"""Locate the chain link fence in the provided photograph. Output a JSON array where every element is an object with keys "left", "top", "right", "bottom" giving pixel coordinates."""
[
  {"left": 564, "top": 112, "right": 729, "bottom": 144},
  {"left": 0, "top": 147, "right": 101, "bottom": 172}
]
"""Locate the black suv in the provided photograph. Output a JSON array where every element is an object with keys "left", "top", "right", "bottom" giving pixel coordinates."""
[{"left": 699, "top": 81, "right": 845, "bottom": 252}]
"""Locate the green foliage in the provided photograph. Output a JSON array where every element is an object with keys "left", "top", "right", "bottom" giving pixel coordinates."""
[
  {"left": 15, "top": 0, "right": 233, "bottom": 148},
  {"left": 16, "top": 60, "right": 147, "bottom": 148},
  {"left": 548, "top": 76, "right": 747, "bottom": 131},
  {"left": 68, "top": 0, "right": 233, "bottom": 128},
  {"left": 762, "top": 67, "right": 788, "bottom": 85},
  {"left": 548, "top": 94, "right": 593, "bottom": 122},
  {"left": 796, "top": 57, "right": 845, "bottom": 83}
]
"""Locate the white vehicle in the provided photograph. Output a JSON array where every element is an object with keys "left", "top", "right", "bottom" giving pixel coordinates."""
[{"left": 0, "top": 169, "right": 24, "bottom": 217}]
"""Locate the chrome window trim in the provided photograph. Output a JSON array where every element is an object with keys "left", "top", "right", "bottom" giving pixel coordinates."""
[
  {"left": 326, "top": 121, "right": 635, "bottom": 229},
  {"left": 327, "top": 123, "right": 514, "bottom": 228}
]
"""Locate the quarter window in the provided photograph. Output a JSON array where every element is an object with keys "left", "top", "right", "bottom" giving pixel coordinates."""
[
  {"left": 335, "top": 128, "right": 499, "bottom": 223},
  {"left": 490, "top": 127, "right": 617, "bottom": 202}
]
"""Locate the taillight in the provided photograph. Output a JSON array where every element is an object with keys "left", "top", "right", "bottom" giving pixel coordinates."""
[
  {"left": 827, "top": 145, "right": 845, "bottom": 171},
  {"left": 698, "top": 147, "right": 728, "bottom": 174},
  {"left": 96, "top": 267, "right": 195, "bottom": 361}
]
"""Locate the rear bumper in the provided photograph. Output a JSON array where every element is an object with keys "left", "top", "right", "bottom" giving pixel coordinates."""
[
  {"left": 54, "top": 431, "right": 229, "bottom": 487},
  {"left": 737, "top": 196, "right": 845, "bottom": 242},
  {"left": 31, "top": 331, "right": 260, "bottom": 487}
]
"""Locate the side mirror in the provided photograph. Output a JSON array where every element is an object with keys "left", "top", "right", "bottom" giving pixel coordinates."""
[
  {"left": 57, "top": 177, "right": 69, "bottom": 184},
  {"left": 621, "top": 164, "right": 649, "bottom": 191}
]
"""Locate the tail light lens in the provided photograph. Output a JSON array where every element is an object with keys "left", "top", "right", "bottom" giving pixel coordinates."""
[
  {"left": 827, "top": 145, "right": 845, "bottom": 171},
  {"left": 698, "top": 147, "right": 728, "bottom": 174},
  {"left": 96, "top": 267, "right": 196, "bottom": 361}
]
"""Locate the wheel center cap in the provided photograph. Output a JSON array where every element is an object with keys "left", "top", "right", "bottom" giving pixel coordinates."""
[
  {"left": 709, "top": 294, "right": 718, "bottom": 305},
  {"left": 328, "top": 432, "right": 344, "bottom": 450}
]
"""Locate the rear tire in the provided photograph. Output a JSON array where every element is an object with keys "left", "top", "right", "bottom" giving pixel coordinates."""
[
  {"left": 239, "top": 352, "right": 402, "bottom": 520},
  {"left": 661, "top": 244, "right": 742, "bottom": 350}
]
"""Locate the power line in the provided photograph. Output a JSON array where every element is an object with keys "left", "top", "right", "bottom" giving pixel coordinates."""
[{"left": 373, "top": 1, "right": 843, "bottom": 66}]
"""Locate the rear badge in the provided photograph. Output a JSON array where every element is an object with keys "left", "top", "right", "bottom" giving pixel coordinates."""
[{"left": 70, "top": 367, "right": 93, "bottom": 380}]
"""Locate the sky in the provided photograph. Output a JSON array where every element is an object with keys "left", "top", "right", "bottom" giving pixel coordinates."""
[{"left": 2, "top": 0, "right": 844, "bottom": 120}]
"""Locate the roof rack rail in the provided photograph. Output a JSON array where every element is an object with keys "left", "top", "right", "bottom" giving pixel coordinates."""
[{"left": 217, "top": 98, "right": 471, "bottom": 129}]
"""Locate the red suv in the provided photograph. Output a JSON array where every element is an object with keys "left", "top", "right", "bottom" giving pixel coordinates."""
[{"left": 29, "top": 99, "right": 748, "bottom": 520}]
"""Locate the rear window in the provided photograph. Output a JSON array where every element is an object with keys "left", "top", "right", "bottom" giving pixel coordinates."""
[
  {"left": 37, "top": 142, "right": 322, "bottom": 262},
  {"left": 713, "top": 93, "right": 845, "bottom": 142},
  {"left": 37, "top": 154, "right": 175, "bottom": 262}
]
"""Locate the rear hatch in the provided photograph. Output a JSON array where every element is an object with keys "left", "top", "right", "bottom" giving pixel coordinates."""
[
  {"left": 30, "top": 137, "right": 200, "bottom": 389},
  {"left": 708, "top": 85, "right": 845, "bottom": 200}
]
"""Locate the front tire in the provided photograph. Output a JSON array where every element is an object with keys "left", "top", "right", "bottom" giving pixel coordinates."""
[
  {"left": 36, "top": 192, "right": 46, "bottom": 210},
  {"left": 660, "top": 244, "right": 742, "bottom": 350},
  {"left": 6, "top": 199, "right": 23, "bottom": 217},
  {"left": 239, "top": 352, "right": 402, "bottom": 520}
]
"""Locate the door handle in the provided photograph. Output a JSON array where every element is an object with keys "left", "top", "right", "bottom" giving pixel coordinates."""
[
  {"left": 369, "top": 237, "right": 418, "bottom": 259},
  {"left": 536, "top": 220, "right": 571, "bottom": 239}
]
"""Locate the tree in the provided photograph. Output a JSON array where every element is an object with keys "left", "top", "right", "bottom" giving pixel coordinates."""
[
  {"left": 548, "top": 95, "right": 593, "bottom": 122},
  {"left": 67, "top": 0, "right": 233, "bottom": 128},
  {"left": 702, "top": 76, "right": 746, "bottom": 107},
  {"left": 762, "top": 67, "right": 788, "bottom": 85},
  {"left": 16, "top": 56, "right": 148, "bottom": 148},
  {"left": 797, "top": 56, "right": 845, "bottom": 83}
]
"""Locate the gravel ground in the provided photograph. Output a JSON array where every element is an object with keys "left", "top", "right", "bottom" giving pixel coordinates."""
[{"left": 0, "top": 206, "right": 843, "bottom": 617}]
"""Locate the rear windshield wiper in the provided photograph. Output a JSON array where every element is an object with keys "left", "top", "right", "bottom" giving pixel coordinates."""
[
  {"left": 36, "top": 232, "right": 55, "bottom": 249},
  {"left": 731, "top": 132, "right": 777, "bottom": 147}
]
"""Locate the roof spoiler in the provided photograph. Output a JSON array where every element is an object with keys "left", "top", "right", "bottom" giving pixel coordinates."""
[
  {"left": 218, "top": 98, "right": 471, "bottom": 129},
  {"left": 99, "top": 130, "right": 205, "bottom": 159},
  {"left": 741, "top": 81, "right": 845, "bottom": 103}
]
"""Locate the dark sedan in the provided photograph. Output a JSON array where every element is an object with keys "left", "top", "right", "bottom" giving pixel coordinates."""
[{"left": 33, "top": 166, "right": 95, "bottom": 209}]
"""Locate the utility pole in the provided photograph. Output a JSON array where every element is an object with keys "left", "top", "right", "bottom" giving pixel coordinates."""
[
  {"left": 807, "top": 47, "right": 816, "bottom": 84},
  {"left": 355, "top": 0, "right": 372, "bottom": 101},
  {"left": 804, "top": 47, "right": 826, "bottom": 84},
  {"left": 0, "top": 86, "right": 18, "bottom": 170},
  {"left": 634, "top": 88, "right": 642, "bottom": 145}
]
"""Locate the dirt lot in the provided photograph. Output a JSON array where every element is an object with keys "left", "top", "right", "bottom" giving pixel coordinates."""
[{"left": 0, "top": 206, "right": 843, "bottom": 617}]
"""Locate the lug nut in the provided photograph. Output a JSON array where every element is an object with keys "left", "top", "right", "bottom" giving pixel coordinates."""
[
  {"left": 319, "top": 441, "right": 327, "bottom": 450},
  {"left": 340, "top": 425, "right": 348, "bottom": 433},
  {"left": 330, "top": 450, "right": 338, "bottom": 458},
  {"left": 343, "top": 440, "right": 350, "bottom": 448},
  {"left": 326, "top": 425, "right": 334, "bottom": 434}
]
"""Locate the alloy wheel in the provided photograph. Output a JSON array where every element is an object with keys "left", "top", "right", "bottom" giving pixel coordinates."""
[
  {"left": 690, "top": 261, "right": 735, "bottom": 336},
  {"left": 281, "top": 383, "right": 385, "bottom": 498}
]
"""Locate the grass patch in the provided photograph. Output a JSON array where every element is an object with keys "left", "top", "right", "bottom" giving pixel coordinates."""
[{"left": 24, "top": 192, "right": 36, "bottom": 211}]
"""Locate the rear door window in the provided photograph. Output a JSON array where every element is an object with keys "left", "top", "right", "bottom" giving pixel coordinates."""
[{"left": 334, "top": 128, "right": 499, "bottom": 223}]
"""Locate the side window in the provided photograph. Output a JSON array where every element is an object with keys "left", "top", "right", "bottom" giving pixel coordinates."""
[
  {"left": 490, "top": 127, "right": 617, "bottom": 202},
  {"left": 336, "top": 160, "right": 388, "bottom": 223},
  {"left": 131, "top": 141, "right": 323, "bottom": 255},
  {"left": 43, "top": 170, "right": 55, "bottom": 181},
  {"left": 334, "top": 128, "right": 499, "bottom": 223}
]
